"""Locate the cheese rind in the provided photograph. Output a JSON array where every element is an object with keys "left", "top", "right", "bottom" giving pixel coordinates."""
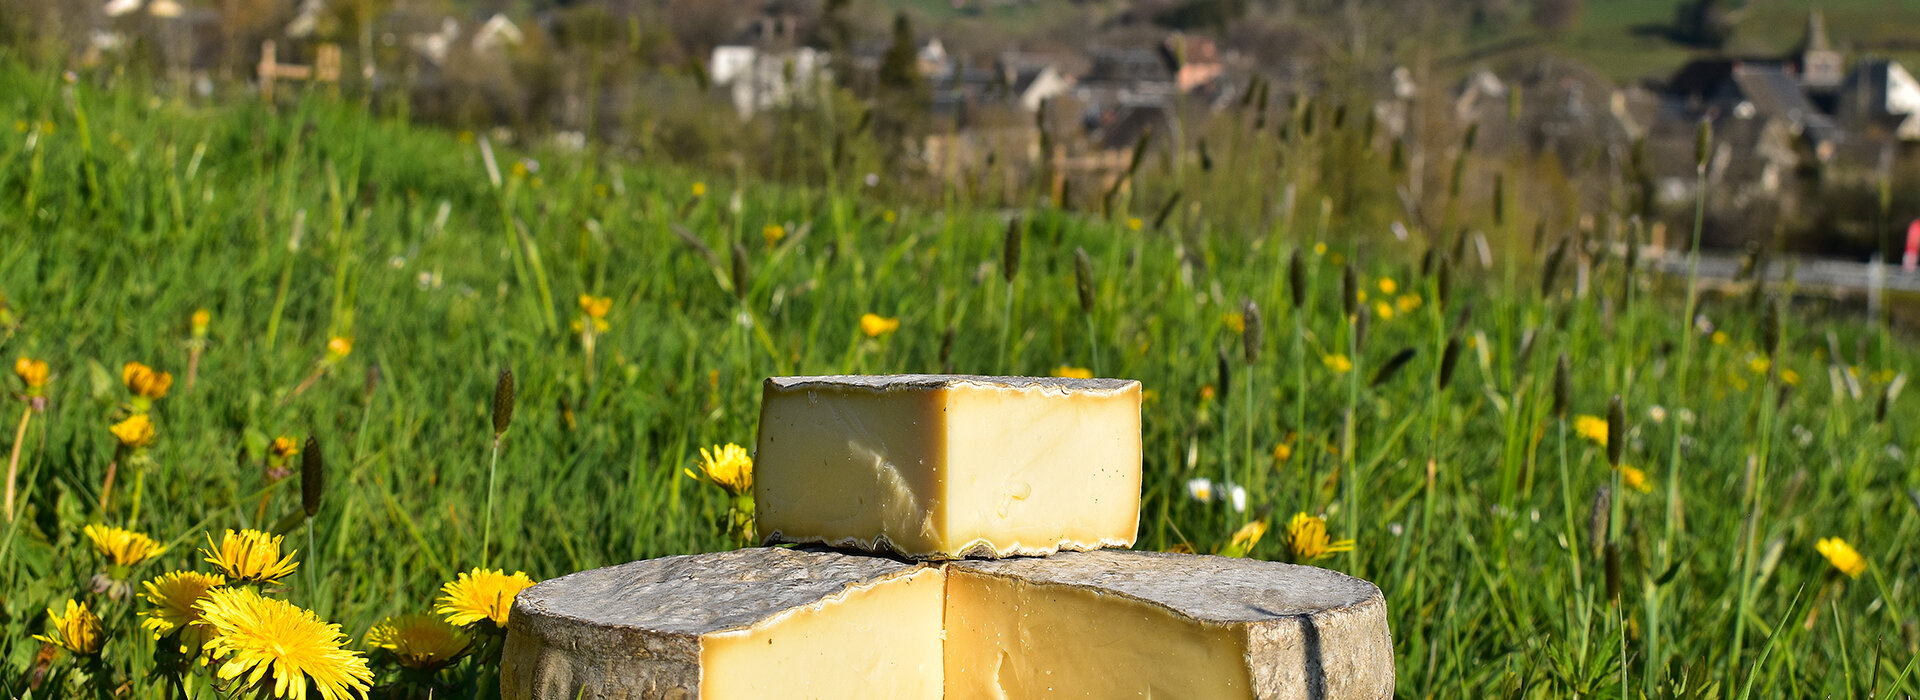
[
  {"left": 500, "top": 548, "right": 943, "bottom": 700},
  {"left": 755, "top": 374, "right": 1142, "bottom": 559},
  {"left": 944, "top": 550, "right": 1395, "bottom": 700}
]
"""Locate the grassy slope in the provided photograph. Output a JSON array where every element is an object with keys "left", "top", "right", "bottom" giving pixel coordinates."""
[{"left": 0, "top": 61, "right": 1917, "bottom": 697}]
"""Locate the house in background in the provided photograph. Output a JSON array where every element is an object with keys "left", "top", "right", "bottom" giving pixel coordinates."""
[{"left": 1838, "top": 59, "right": 1920, "bottom": 141}]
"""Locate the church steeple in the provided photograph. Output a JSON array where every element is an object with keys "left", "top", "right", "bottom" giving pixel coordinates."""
[{"left": 1797, "top": 9, "right": 1844, "bottom": 90}]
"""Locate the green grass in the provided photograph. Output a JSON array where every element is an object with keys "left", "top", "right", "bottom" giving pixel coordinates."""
[{"left": 1, "top": 58, "right": 1917, "bottom": 698}]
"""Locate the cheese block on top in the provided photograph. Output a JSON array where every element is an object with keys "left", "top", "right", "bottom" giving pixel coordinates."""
[
  {"left": 945, "top": 550, "right": 1395, "bottom": 700},
  {"left": 755, "top": 374, "right": 1142, "bottom": 559},
  {"left": 501, "top": 547, "right": 944, "bottom": 700}
]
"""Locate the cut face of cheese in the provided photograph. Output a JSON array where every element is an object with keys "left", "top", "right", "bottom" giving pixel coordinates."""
[
  {"left": 501, "top": 548, "right": 944, "bottom": 700},
  {"left": 755, "top": 375, "right": 1142, "bottom": 559},
  {"left": 945, "top": 550, "right": 1395, "bottom": 700}
]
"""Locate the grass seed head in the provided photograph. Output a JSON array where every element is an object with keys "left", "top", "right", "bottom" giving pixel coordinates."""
[
  {"left": 1370, "top": 347, "right": 1416, "bottom": 387},
  {"left": 1353, "top": 307, "right": 1370, "bottom": 353},
  {"left": 1762, "top": 298, "right": 1781, "bottom": 358},
  {"left": 1491, "top": 173, "right": 1505, "bottom": 227},
  {"left": 1288, "top": 251, "right": 1306, "bottom": 310},
  {"left": 301, "top": 435, "right": 323, "bottom": 518},
  {"left": 1553, "top": 353, "right": 1571, "bottom": 419},
  {"left": 1341, "top": 264, "right": 1358, "bottom": 318},
  {"left": 1002, "top": 218, "right": 1022, "bottom": 283},
  {"left": 1694, "top": 118, "right": 1712, "bottom": 174},
  {"left": 1439, "top": 337, "right": 1463, "bottom": 391},
  {"left": 1541, "top": 235, "right": 1568, "bottom": 298},
  {"left": 1587, "top": 486, "right": 1610, "bottom": 559},
  {"left": 492, "top": 369, "right": 515, "bottom": 438},
  {"left": 730, "top": 242, "right": 750, "bottom": 301},
  {"left": 1241, "top": 300, "right": 1262, "bottom": 365},
  {"left": 1074, "top": 247, "right": 1095, "bottom": 313},
  {"left": 939, "top": 326, "right": 955, "bottom": 373},
  {"left": 1606, "top": 395, "right": 1625, "bottom": 466},
  {"left": 1216, "top": 346, "right": 1232, "bottom": 401}
]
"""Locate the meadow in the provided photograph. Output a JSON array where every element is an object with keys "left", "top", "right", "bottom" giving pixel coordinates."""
[{"left": 1, "top": 57, "right": 1918, "bottom": 699}]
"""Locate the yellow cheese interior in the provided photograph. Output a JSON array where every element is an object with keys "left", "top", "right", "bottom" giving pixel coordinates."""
[
  {"left": 943, "top": 568, "right": 1253, "bottom": 699},
  {"left": 756, "top": 381, "right": 1140, "bottom": 558},
  {"left": 699, "top": 566, "right": 945, "bottom": 699}
]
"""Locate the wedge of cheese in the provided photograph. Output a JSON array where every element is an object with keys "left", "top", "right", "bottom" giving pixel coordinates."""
[
  {"left": 945, "top": 550, "right": 1395, "bottom": 699},
  {"left": 501, "top": 547, "right": 944, "bottom": 700},
  {"left": 754, "top": 374, "right": 1142, "bottom": 559}
]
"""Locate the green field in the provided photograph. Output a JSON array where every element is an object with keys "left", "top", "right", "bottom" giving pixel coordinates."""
[{"left": 2, "top": 57, "right": 1919, "bottom": 698}]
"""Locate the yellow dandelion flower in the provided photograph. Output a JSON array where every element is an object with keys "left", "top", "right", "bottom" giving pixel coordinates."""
[
  {"left": 34, "top": 599, "right": 105, "bottom": 656},
  {"left": 1711, "top": 331, "right": 1729, "bottom": 346},
  {"left": 882, "top": 209, "right": 898, "bottom": 224},
  {"left": 1780, "top": 368, "right": 1801, "bottom": 386},
  {"left": 1374, "top": 300, "right": 1394, "bottom": 321},
  {"left": 1286, "top": 512, "right": 1354, "bottom": 562},
  {"left": 1573, "top": 415, "right": 1608, "bottom": 446},
  {"left": 763, "top": 224, "right": 786, "bottom": 247},
  {"left": 1052, "top": 366, "right": 1094, "bottom": 379},
  {"left": 1396, "top": 294, "right": 1423, "bottom": 314},
  {"left": 576, "top": 295, "right": 613, "bottom": 333},
  {"left": 270, "top": 436, "right": 301, "bottom": 460},
  {"left": 435, "top": 568, "right": 536, "bottom": 629},
  {"left": 691, "top": 182, "right": 707, "bottom": 197},
  {"left": 122, "top": 361, "right": 173, "bottom": 400},
  {"left": 191, "top": 309, "right": 211, "bottom": 335},
  {"left": 1322, "top": 354, "right": 1353, "bottom": 374},
  {"left": 201, "top": 529, "right": 299, "bottom": 585},
  {"left": 1223, "top": 312, "right": 1246, "bottom": 333},
  {"left": 141, "top": 570, "right": 225, "bottom": 642},
  {"left": 1126, "top": 217, "right": 1143, "bottom": 231},
  {"left": 1230, "top": 519, "right": 1269, "bottom": 552},
  {"left": 1614, "top": 465, "right": 1653, "bottom": 493},
  {"left": 326, "top": 337, "right": 353, "bottom": 361},
  {"left": 685, "top": 443, "right": 753, "bottom": 497},
  {"left": 1816, "top": 537, "right": 1868, "bottom": 579},
  {"left": 111, "top": 414, "right": 157, "bottom": 449},
  {"left": 1748, "top": 357, "right": 1770, "bottom": 374},
  {"left": 365, "top": 614, "right": 470, "bottom": 671},
  {"left": 860, "top": 313, "right": 900, "bottom": 338},
  {"left": 1313, "top": 242, "right": 1327, "bottom": 256},
  {"left": 1377, "top": 278, "right": 1397, "bottom": 295},
  {"left": 197, "top": 587, "right": 373, "bottom": 700},
  {"left": 14, "top": 357, "right": 48, "bottom": 395},
  {"left": 84, "top": 524, "right": 165, "bottom": 566},
  {"left": 1272, "top": 442, "right": 1293, "bottom": 463}
]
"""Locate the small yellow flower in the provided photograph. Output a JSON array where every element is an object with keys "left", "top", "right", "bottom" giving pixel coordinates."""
[
  {"left": 436, "top": 568, "right": 537, "bottom": 629},
  {"left": 882, "top": 209, "right": 898, "bottom": 224},
  {"left": 34, "top": 599, "right": 105, "bottom": 656},
  {"left": 686, "top": 443, "right": 754, "bottom": 497},
  {"left": 1356, "top": 289, "right": 1368, "bottom": 303},
  {"left": 197, "top": 587, "right": 373, "bottom": 700},
  {"left": 122, "top": 361, "right": 173, "bottom": 400},
  {"left": 1223, "top": 312, "right": 1246, "bottom": 334},
  {"left": 1272, "top": 442, "right": 1294, "bottom": 463},
  {"left": 1377, "top": 278, "right": 1397, "bottom": 295},
  {"left": 1614, "top": 465, "right": 1653, "bottom": 494},
  {"left": 1052, "top": 366, "right": 1094, "bottom": 379},
  {"left": 691, "top": 182, "right": 707, "bottom": 197},
  {"left": 84, "top": 524, "right": 165, "bottom": 567},
  {"left": 860, "top": 313, "right": 900, "bottom": 338},
  {"left": 112, "top": 414, "right": 157, "bottom": 449},
  {"left": 1396, "top": 294, "right": 1423, "bottom": 314},
  {"left": 14, "top": 357, "right": 48, "bottom": 396},
  {"left": 1230, "top": 519, "right": 1269, "bottom": 552},
  {"left": 326, "top": 337, "right": 353, "bottom": 361},
  {"left": 1313, "top": 242, "right": 1327, "bottom": 256},
  {"left": 578, "top": 295, "right": 612, "bottom": 325},
  {"left": 1374, "top": 301, "right": 1394, "bottom": 320},
  {"left": 763, "top": 224, "right": 786, "bottom": 247},
  {"left": 191, "top": 309, "right": 212, "bottom": 335},
  {"left": 1126, "top": 217, "right": 1143, "bottom": 231},
  {"left": 1322, "top": 354, "right": 1353, "bottom": 374},
  {"left": 1780, "top": 368, "right": 1801, "bottom": 386},
  {"left": 1748, "top": 357, "right": 1770, "bottom": 374},
  {"left": 270, "top": 436, "right": 301, "bottom": 460},
  {"left": 1712, "top": 331, "right": 1729, "bottom": 346},
  {"left": 1286, "top": 512, "right": 1354, "bottom": 562},
  {"left": 1573, "top": 415, "right": 1608, "bottom": 447},
  {"left": 365, "top": 614, "right": 470, "bottom": 672},
  {"left": 141, "top": 570, "right": 225, "bottom": 642},
  {"left": 1816, "top": 537, "right": 1868, "bottom": 579},
  {"left": 201, "top": 529, "right": 300, "bottom": 585},
  {"left": 1198, "top": 385, "right": 1216, "bottom": 401},
  {"left": 1872, "top": 369, "right": 1896, "bottom": 384}
]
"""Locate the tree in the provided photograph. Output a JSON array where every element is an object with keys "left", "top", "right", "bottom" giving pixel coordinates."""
[
  {"left": 1673, "top": 0, "right": 1736, "bottom": 49},
  {"left": 1531, "top": 0, "right": 1581, "bottom": 36},
  {"left": 874, "top": 12, "right": 927, "bottom": 158}
]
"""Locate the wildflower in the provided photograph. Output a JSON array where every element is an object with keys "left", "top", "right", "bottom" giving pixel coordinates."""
[
  {"left": 1748, "top": 357, "right": 1770, "bottom": 374},
  {"left": 686, "top": 443, "right": 753, "bottom": 497},
  {"left": 1614, "top": 465, "right": 1653, "bottom": 494},
  {"left": 201, "top": 529, "right": 299, "bottom": 585},
  {"left": 1816, "top": 537, "right": 1868, "bottom": 579},
  {"left": 691, "top": 182, "right": 707, "bottom": 197},
  {"left": 1227, "top": 484, "right": 1247, "bottom": 512},
  {"left": 1313, "top": 242, "right": 1327, "bottom": 256},
  {"left": 33, "top": 599, "right": 105, "bottom": 656},
  {"left": 1396, "top": 294, "right": 1423, "bottom": 314},
  {"left": 85, "top": 524, "right": 164, "bottom": 567},
  {"left": 112, "top": 414, "right": 157, "bottom": 449},
  {"left": 123, "top": 361, "right": 173, "bottom": 401},
  {"left": 1377, "top": 277, "right": 1397, "bottom": 295},
  {"left": 1186, "top": 477, "right": 1214, "bottom": 503},
  {"left": 1223, "top": 519, "right": 1268, "bottom": 557},
  {"left": 436, "top": 568, "right": 536, "bottom": 629},
  {"left": 860, "top": 313, "right": 900, "bottom": 338},
  {"left": 197, "top": 587, "right": 373, "bottom": 700},
  {"left": 575, "top": 295, "right": 612, "bottom": 334},
  {"left": 1373, "top": 301, "right": 1394, "bottom": 321},
  {"left": 883, "top": 209, "right": 898, "bottom": 224},
  {"left": 326, "top": 337, "right": 353, "bottom": 361},
  {"left": 1126, "top": 217, "right": 1143, "bottom": 231},
  {"left": 364, "top": 614, "right": 470, "bottom": 672},
  {"left": 1052, "top": 366, "right": 1093, "bottom": 380},
  {"left": 763, "top": 224, "right": 786, "bottom": 247},
  {"left": 1198, "top": 385, "right": 1216, "bottom": 401},
  {"left": 1780, "top": 368, "right": 1801, "bottom": 386},
  {"left": 14, "top": 357, "right": 48, "bottom": 397},
  {"left": 1573, "top": 415, "right": 1608, "bottom": 446},
  {"left": 1286, "top": 512, "right": 1355, "bottom": 562},
  {"left": 1648, "top": 405, "right": 1668, "bottom": 424},
  {"left": 1712, "top": 331, "right": 1729, "bottom": 345},
  {"left": 1322, "top": 354, "right": 1353, "bottom": 374},
  {"left": 191, "top": 309, "right": 211, "bottom": 337},
  {"left": 1272, "top": 442, "right": 1294, "bottom": 463},
  {"left": 141, "top": 570, "right": 225, "bottom": 643}
]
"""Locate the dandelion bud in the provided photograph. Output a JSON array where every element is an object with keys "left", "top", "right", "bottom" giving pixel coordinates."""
[
  {"left": 730, "top": 242, "right": 750, "bottom": 301},
  {"left": 1002, "top": 218, "right": 1022, "bottom": 283},
  {"left": 1606, "top": 395, "right": 1625, "bottom": 467},
  {"left": 1288, "top": 251, "right": 1307, "bottom": 310},
  {"left": 1553, "top": 353, "right": 1571, "bottom": 419},
  {"left": 1762, "top": 298, "right": 1781, "bottom": 358},
  {"left": 1370, "top": 347, "right": 1416, "bottom": 387},
  {"left": 1439, "top": 337, "right": 1463, "bottom": 391},
  {"left": 301, "top": 436, "right": 323, "bottom": 518},
  {"left": 1216, "top": 346, "right": 1232, "bottom": 402},
  {"left": 1073, "top": 247, "right": 1095, "bottom": 314},
  {"left": 1694, "top": 118, "right": 1711, "bottom": 175},
  {"left": 1241, "top": 301, "right": 1263, "bottom": 365},
  {"left": 1341, "top": 264, "right": 1359, "bottom": 318},
  {"left": 492, "top": 369, "right": 515, "bottom": 439}
]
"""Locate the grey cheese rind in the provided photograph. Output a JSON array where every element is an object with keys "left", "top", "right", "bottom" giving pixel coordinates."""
[
  {"left": 949, "top": 549, "right": 1395, "bottom": 700},
  {"left": 500, "top": 547, "right": 926, "bottom": 700}
]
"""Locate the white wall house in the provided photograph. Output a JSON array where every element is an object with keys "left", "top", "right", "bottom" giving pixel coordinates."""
[{"left": 709, "top": 46, "right": 829, "bottom": 118}]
